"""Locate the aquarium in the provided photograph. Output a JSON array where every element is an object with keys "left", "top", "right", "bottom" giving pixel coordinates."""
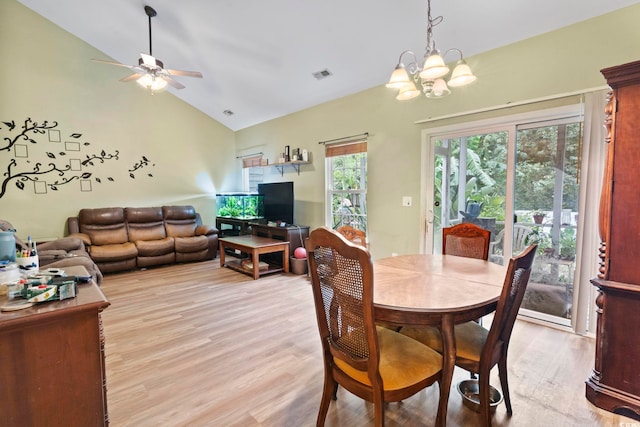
[{"left": 216, "top": 193, "right": 264, "bottom": 219}]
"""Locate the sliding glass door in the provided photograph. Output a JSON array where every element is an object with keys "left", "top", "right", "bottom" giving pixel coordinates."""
[
  {"left": 515, "top": 118, "right": 582, "bottom": 323},
  {"left": 424, "top": 106, "right": 583, "bottom": 327},
  {"left": 430, "top": 131, "right": 508, "bottom": 255}
]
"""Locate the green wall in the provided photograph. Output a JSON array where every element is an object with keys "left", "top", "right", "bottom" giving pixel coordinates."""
[
  {"left": 235, "top": 4, "right": 640, "bottom": 258},
  {"left": 1, "top": 0, "right": 237, "bottom": 240},
  {"left": 2, "top": 0, "right": 640, "bottom": 260}
]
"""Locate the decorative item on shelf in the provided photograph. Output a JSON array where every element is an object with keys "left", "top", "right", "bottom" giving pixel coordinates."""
[
  {"left": 284, "top": 145, "right": 290, "bottom": 162},
  {"left": 386, "top": 0, "right": 477, "bottom": 101},
  {"left": 302, "top": 149, "right": 309, "bottom": 162}
]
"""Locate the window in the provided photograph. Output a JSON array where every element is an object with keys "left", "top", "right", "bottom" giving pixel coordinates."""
[
  {"left": 325, "top": 139, "right": 367, "bottom": 232},
  {"left": 241, "top": 155, "right": 264, "bottom": 192}
]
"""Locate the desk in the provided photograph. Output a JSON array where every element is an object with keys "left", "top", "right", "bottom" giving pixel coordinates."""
[
  {"left": 373, "top": 254, "right": 507, "bottom": 424},
  {"left": 219, "top": 235, "right": 290, "bottom": 280}
]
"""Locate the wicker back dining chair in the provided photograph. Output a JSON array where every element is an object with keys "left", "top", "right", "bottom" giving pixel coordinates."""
[
  {"left": 336, "top": 225, "right": 367, "bottom": 247},
  {"left": 442, "top": 223, "right": 491, "bottom": 260},
  {"left": 306, "top": 227, "right": 444, "bottom": 426},
  {"left": 401, "top": 244, "right": 537, "bottom": 427},
  {"left": 443, "top": 222, "right": 492, "bottom": 329}
]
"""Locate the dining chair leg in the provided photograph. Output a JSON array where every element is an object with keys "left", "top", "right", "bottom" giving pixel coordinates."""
[
  {"left": 479, "top": 373, "right": 492, "bottom": 427},
  {"left": 498, "top": 357, "right": 513, "bottom": 415},
  {"left": 317, "top": 374, "right": 335, "bottom": 427},
  {"left": 373, "top": 390, "right": 385, "bottom": 427}
]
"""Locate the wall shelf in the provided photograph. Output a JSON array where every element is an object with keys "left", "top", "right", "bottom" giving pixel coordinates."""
[{"left": 273, "top": 160, "right": 310, "bottom": 176}]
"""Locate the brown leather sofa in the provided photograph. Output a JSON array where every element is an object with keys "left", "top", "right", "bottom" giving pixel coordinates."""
[{"left": 67, "top": 205, "right": 218, "bottom": 274}]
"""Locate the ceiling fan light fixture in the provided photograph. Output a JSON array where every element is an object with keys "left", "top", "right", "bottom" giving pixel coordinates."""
[
  {"left": 137, "top": 74, "right": 168, "bottom": 92},
  {"left": 92, "top": 5, "right": 202, "bottom": 92}
]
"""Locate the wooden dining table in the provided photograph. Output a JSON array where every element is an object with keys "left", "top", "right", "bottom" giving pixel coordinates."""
[{"left": 373, "top": 254, "right": 508, "bottom": 425}]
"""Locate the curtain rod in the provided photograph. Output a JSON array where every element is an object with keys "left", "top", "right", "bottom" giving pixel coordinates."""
[
  {"left": 235, "top": 152, "right": 263, "bottom": 159},
  {"left": 414, "top": 86, "right": 609, "bottom": 125},
  {"left": 318, "top": 132, "right": 368, "bottom": 145}
]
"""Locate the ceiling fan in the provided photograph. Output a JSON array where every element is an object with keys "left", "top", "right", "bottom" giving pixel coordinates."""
[{"left": 92, "top": 5, "right": 203, "bottom": 92}]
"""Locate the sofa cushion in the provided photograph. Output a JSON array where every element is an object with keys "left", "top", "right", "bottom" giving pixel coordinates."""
[
  {"left": 163, "top": 205, "right": 199, "bottom": 238},
  {"left": 79, "top": 208, "right": 129, "bottom": 246},
  {"left": 135, "top": 237, "right": 174, "bottom": 257},
  {"left": 89, "top": 242, "right": 138, "bottom": 263},
  {"left": 174, "top": 235, "right": 209, "bottom": 253},
  {"left": 126, "top": 207, "right": 167, "bottom": 242}
]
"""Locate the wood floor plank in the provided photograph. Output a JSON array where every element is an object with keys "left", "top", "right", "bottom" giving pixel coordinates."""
[{"left": 100, "top": 260, "right": 636, "bottom": 426}]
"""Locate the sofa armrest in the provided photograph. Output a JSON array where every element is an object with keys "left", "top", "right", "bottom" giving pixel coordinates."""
[
  {"left": 67, "top": 216, "right": 80, "bottom": 234},
  {"left": 195, "top": 225, "right": 218, "bottom": 236},
  {"left": 37, "top": 236, "right": 86, "bottom": 252},
  {"left": 67, "top": 232, "right": 92, "bottom": 247}
]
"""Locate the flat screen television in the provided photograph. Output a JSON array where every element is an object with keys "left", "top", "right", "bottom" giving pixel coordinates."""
[{"left": 258, "top": 181, "right": 294, "bottom": 225}]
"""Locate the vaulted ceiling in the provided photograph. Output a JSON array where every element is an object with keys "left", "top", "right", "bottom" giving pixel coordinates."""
[{"left": 17, "top": 0, "right": 638, "bottom": 131}]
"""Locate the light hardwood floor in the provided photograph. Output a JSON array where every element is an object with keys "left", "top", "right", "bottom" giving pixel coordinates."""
[{"left": 100, "top": 260, "right": 636, "bottom": 426}]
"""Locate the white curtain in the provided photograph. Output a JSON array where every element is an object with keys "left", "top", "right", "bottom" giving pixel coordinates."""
[{"left": 573, "top": 90, "right": 608, "bottom": 335}]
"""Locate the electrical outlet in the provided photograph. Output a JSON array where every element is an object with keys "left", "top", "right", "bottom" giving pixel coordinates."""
[{"left": 402, "top": 196, "right": 412, "bottom": 207}]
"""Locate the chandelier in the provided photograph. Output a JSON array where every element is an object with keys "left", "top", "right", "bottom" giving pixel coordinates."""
[{"left": 386, "top": 0, "right": 477, "bottom": 100}]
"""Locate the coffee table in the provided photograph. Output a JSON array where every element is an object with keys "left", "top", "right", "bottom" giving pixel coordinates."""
[{"left": 219, "top": 235, "right": 290, "bottom": 280}]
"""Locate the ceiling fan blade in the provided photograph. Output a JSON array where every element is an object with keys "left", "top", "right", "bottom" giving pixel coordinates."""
[
  {"left": 120, "top": 73, "right": 145, "bottom": 83},
  {"left": 92, "top": 58, "right": 136, "bottom": 69},
  {"left": 161, "top": 75, "right": 186, "bottom": 90},
  {"left": 166, "top": 68, "right": 203, "bottom": 78}
]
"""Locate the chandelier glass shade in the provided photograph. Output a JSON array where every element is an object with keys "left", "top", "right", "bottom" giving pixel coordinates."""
[{"left": 386, "top": 0, "right": 476, "bottom": 100}]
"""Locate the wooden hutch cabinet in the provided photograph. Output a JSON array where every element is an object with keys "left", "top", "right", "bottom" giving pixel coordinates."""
[{"left": 586, "top": 59, "right": 640, "bottom": 420}]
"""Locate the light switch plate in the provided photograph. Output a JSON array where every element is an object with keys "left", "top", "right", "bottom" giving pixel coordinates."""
[{"left": 402, "top": 196, "right": 412, "bottom": 207}]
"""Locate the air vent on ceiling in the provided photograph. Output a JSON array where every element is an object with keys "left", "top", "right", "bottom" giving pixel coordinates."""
[
  {"left": 312, "top": 69, "right": 333, "bottom": 80},
  {"left": 223, "top": 110, "right": 234, "bottom": 116}
]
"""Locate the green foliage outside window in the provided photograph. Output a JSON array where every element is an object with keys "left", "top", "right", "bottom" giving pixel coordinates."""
[{"left": 330, "top": 153, "right": 367, "bottom": 232}]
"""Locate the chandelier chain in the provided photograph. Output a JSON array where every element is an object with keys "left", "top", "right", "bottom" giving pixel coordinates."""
[{"left": 425, "top": 0, "right": 444, "bottom": 54}]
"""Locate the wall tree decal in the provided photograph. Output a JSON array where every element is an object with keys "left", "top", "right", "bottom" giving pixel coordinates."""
[{"left": 0, "top": 117, "right": 154, "bottom": 199}]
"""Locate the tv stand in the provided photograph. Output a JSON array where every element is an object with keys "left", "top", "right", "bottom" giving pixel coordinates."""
[
  {"left": 216, "top": 217, "right": 263, "bottom": 237},
  {"left": 250, "top": 223, "right": 309, "bottom": 257}
]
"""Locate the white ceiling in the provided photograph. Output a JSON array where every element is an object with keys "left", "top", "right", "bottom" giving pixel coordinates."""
[{"left": 17, "top": 0, "right": 638, "bottom": 131}]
